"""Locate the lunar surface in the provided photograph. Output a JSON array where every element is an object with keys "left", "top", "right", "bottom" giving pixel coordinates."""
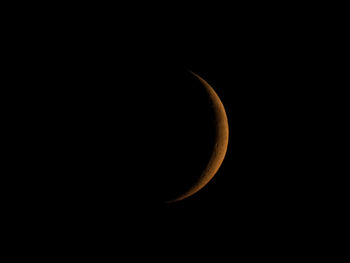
[{"left": 166, "top": 72, "right": 229, "bottom": 203}]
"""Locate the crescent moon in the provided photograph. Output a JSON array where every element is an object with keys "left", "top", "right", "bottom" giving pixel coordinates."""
[{"left": 167, "top": 72, "right": 229, "bottom": 203}]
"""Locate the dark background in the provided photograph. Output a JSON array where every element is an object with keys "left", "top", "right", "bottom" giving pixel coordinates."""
[
  {"left": 22, "top": 33, "right": 327, "bottom": 238},
  {"left": 5, "top": 3, "right": 345, "bottom": 257}
]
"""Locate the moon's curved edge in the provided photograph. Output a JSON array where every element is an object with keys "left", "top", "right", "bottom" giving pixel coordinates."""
[{"left": 166, "top": 72, "right": 229, "bottom": 203}]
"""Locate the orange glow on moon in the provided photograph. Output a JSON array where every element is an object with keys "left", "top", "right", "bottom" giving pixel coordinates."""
[{"left": 167, "top": 72, "right": 229, "bottom": 203}]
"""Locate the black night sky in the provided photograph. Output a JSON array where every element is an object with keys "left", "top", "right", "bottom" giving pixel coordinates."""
[
  {"left": 10, "top": 5, "right": 341, "bottom": 256},
  {"left": 42, "top": 41, "right": 323, "bottom": 237}
]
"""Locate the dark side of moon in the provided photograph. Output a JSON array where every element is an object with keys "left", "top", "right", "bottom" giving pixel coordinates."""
[{"left": 130, "top": 71, "right": 229, "bottom": 204}]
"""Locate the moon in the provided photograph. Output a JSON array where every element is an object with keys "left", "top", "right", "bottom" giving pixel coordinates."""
[{"left": 167, "top": 72, "right": 229, "bottom": 203}]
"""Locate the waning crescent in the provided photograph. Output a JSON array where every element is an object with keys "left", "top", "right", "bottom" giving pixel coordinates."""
[{"left": 167, "top": 72, "right": 229, "bottom": 203}]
